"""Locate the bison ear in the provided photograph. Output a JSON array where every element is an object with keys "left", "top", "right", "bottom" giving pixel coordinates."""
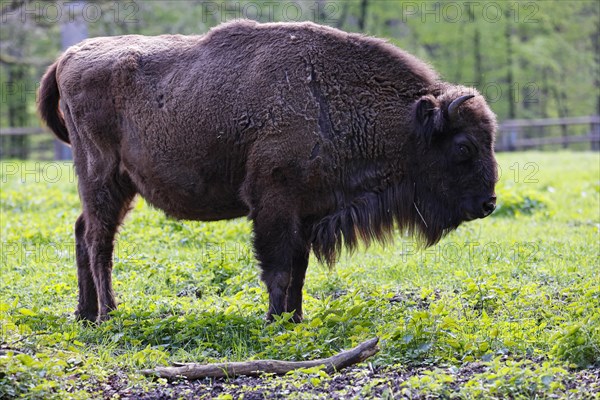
[{"left": 413, "top": 96, "right": 443, "bottom": 144}]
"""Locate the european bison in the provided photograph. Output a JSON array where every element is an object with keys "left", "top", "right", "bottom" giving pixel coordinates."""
[{"left": 38, "top": 20, "right": 497, "bottom": 323}]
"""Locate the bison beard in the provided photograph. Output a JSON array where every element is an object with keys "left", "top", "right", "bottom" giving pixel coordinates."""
[
  {"left": 38, "top": 20, "right": 497, "bottom": 323},
  {"left": 311, "top": 179, "right": 457, "bottom": 265}
]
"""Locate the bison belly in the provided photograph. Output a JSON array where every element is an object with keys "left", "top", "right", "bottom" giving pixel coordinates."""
[{"left": 119, "top": 137, "right": 249, "bottom": 221}]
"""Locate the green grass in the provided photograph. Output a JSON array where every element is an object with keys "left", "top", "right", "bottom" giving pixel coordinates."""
[{"left": 1, "top": 152, "right": 599, "bottom": 399}]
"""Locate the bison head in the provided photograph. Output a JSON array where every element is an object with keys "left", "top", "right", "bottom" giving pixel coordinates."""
[{"left": 411, "top": 86, "right": 498, "bottom": 245}]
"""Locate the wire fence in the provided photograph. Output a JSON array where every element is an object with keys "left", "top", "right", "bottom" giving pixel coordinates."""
[{"left": 496, "top": 116, "right": 600, "bottom": 152}]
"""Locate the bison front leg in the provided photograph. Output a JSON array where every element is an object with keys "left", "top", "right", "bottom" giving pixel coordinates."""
[
  {"left": 253, "top": 211, "right": 309, "bottom": 322},
  {"left": 285, "top": 247, "right": 310, "bottom": 322}
]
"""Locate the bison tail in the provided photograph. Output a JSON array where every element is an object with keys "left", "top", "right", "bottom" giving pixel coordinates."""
[{"left": 38, "top": 62, "right": 70, "bottom": 144}]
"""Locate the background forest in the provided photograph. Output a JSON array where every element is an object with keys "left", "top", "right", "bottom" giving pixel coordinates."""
[{"left": 1, "top": 1, "right": 599, "bottom": 144}]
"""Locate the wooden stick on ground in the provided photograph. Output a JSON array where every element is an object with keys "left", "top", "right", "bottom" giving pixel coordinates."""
[{"left": 141, "top": 337, "right": 379, "bottom": 380}]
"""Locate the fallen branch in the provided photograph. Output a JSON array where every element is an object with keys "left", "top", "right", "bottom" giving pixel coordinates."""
[{"left": 141, "top": 337, "right": 379, "bottom": 380}]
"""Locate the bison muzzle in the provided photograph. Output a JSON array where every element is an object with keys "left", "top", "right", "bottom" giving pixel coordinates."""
[{"left": 38, "top": 20, "right": 498, "bottom": 323}]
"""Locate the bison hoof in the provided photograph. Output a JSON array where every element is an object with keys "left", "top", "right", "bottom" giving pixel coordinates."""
[
  {"left": 75, "top": 310, "right": 98, "bottom": 324},
  {"left": 97, "top": 313, "right": 113, "bottom": 323},
  {"left": 265, "top": 312, "right": 303, "bottom": 323},
  {"left": 291, "top": 314, "right": 303, "bottom": 323}
]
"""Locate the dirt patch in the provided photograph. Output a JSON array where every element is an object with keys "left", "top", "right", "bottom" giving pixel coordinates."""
[{"left": 91, "top": 363, "right": 600, "bottom": 399}]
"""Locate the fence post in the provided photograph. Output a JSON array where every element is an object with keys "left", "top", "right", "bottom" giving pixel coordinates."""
[
  {"left": 592, "top": 121, "right": 600, "bottom": 151},
  {"left": 509, "top": 128, "right": 518, "bottom": 151}
]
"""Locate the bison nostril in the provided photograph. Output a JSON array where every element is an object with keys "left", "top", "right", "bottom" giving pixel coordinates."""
[{"left": 482, "top": 200, "right": 496, "bottom": 215}]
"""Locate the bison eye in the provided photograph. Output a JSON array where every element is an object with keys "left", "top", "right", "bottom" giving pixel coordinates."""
[{"left": 456, "top": 143, "right": 473, "bottom": 160}]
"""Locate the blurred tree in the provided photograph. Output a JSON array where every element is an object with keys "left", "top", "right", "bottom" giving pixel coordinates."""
[
  {"left": 357, "top": 0, "right": 368, "bottom": 31},
  {"left": 504, "top": 11, "right": 515, "bottom": 119}
]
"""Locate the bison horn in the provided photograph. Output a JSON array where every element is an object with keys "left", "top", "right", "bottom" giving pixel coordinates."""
[{"left": 447, "top": 94, "right": 475, "bottom": 120}]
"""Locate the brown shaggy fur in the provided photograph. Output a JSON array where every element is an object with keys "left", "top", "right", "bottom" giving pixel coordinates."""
[{"left": 38, "top": 20, "right": 497, "bottom": 323}]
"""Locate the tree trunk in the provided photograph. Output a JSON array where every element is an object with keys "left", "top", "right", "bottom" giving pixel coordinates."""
[
  {"left": 473, "top": 28, "right": 483, "bottom": 92},
  {"left": 540, "top": 68, "right": 549, "bottom": 119},
  {"left": 592, "top": 14, "right": 600, "bottom": 116},
  {"left": 454, "top": 22, "right": 465, "bottom": 83},
  {"left": 551, "top": 71, "right": 570, "bottom": 149},
  {"left": 358, "top": 0, "right": 369, "bottom": 32},
  {"left": 505, "top": 19, "right": 516, "bottom": 119}
]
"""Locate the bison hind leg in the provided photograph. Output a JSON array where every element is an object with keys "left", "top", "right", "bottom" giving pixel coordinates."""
[
  {"left": 74, "top": 214, "right": 99, "bottom": 322},
  {"left": 76, "top": 165, "right": 136, "bottom": 323}
]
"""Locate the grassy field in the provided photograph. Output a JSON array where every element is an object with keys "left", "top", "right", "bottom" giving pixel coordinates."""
[{"left": 1, "top": 152, "right": 599, "bottom": 399}]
